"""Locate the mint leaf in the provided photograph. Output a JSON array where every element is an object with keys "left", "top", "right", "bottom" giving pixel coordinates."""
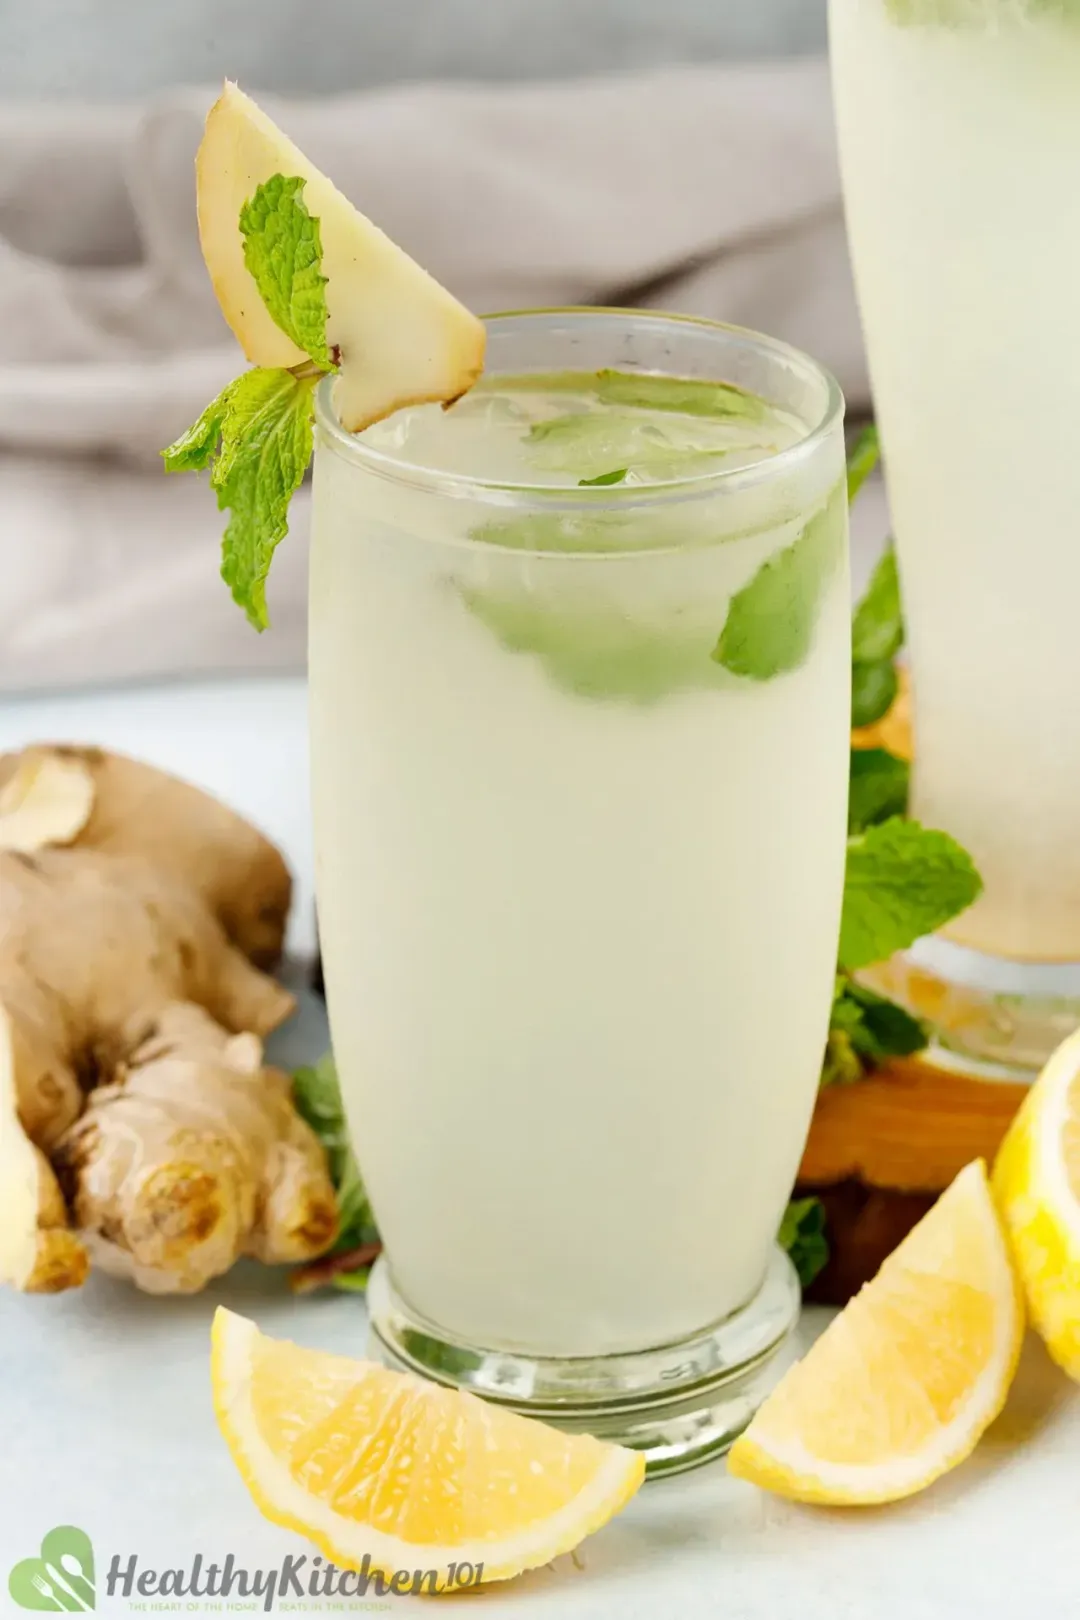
[
  {"left": 779, "top": 1198, "right": 829, "bottom": 1289},
  {"left": 846, "top": 423, "right": 880, "bottom": 504},
  {"left": 595, "top": 369, "right": 770, "bottom": 422},
  {"left": 821, "top": 1026, "right": 864, "bottom": 1089},
  {"left": 463, "top": 586, "right": 731, "bottom": 703},
  {"left": 162, "top": 385, "right": 236, "bottom": 472},
  {"left": 330, "top": 1269, "right": 373, "bottom": 1293},
  {"left": 213, "top": 367, "right": 317, "bottom": 630},
  {"left": 831, "top": 977, "right": 927, "bottom": 1065},
  {"left": 471, "top": 511, "right": 640, "bottom": 553},
  {"left": 853, "top": 544, "right": 903, "bottom": 665},
  {"left": 580, "top": 468, "right": 629, "bottom": 487},
  {"left": 852, "top": 658, "right": 899, "bottom": 731},
  {"left": 714, "top": 483, "right": 845, "bottom": 680},
  {"left": 849, "top": 746, "right": 910, "bottom": 833},
  {"left": 293, "top": 1054, "right": 377, "bottom": 1252},
  {"left": 526, "top": 410, "right": 748, "bottom": 482},
  {"left": 851, "top": 544, "right": 904, "bottom": 727},
  {"left": 164, "top": 367, "right": 317, "bottom": 630},
  {"left": 239, "top": 174, "right": 334, "bottom": 369},
  {"left": 840, "top": 818, "right": 982, "bottom": 971}
]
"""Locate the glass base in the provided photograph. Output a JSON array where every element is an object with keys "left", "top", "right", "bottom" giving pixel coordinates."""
[
  {"left": 860, "top": 933, "right": 1080, "bottom": 1082},
  {"left": 365, "top": 1248, "right": 801, "bottom": 1478}
]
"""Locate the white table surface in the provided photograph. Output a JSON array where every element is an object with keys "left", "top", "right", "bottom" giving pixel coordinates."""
[{"left": 1, "top": 673, "right": 1077, "bottom": 1618}]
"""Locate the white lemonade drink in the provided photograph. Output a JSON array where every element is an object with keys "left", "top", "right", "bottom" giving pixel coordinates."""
[
  {"left": 831, "top": 0, "right": 1080, "bottom": 962},
  {"left": 310, "top": 313, "right": 849, "bottom": 1360}
]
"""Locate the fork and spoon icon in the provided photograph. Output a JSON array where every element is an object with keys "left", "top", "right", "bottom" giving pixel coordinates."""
[
  {"left": 28, "top": 1555, "right": 94, "bottom": 1612},
  {"left": 9, "top": 1527, "right": 96, "bottom": 1612}
]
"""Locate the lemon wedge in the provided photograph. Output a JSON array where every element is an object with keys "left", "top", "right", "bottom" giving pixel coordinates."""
[
  {"left": 994, "top": 1025, "right": 1080, "bottom": 1379},
  {"left": 211, "top": 1307, "right": 644, "bottom": 1589},
  {"left": 728, "top": 1160, "right": 1023, "bottom": 1504}
]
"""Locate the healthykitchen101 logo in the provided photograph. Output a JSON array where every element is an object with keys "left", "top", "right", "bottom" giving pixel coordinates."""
[{"left": 9, "top": 1526, "right": 486, "bottom": 1610}]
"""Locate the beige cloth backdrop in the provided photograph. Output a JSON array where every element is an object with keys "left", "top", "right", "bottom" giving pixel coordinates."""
[{"left": 0, "top": 60, "right": 867, "bottom": 692}]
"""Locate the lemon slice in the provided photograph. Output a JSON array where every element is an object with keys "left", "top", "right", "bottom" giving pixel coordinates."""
[
  {"left": 994, "top": 1025, "right": 1080, "bottom": 1378},
  {"left": 728, "top": 1160, "right": 1022, "bottom": 1504},
  {"left": 211, "top": 1308, "right": 644, "bottom": 1589}
]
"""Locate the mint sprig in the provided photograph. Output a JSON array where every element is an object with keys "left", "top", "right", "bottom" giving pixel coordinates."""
[
  {"left": 164, "top": 367, "right": 317, "bottom": 629},
  {"left": 163, "top": 174, "right": 336, "bottom": 628}
]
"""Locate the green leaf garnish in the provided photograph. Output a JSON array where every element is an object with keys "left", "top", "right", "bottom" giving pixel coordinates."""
[
  {"left": 713, "top": 483, "right": 845, "bottom": 680},
  {"left": 779, "top": 1197, "right": 829, "bottom": 1289},
  {"left": 293, "top": 1054, "right": 378, "bottom": 1254},
  {"left": 852, "top": 659, "right": 900, "bottom": 732},
  {"left": 165, "top": 366, "right": 316, "bottom": 630},
  {"left": 239, "top": 175, "right": 335, "bottom": 370},
  {"left": 595, "top": 369, "right": 771, "bottom": 422},
  {"left": 839, "top": 818, "right": 982, "bottom": 972},
  {"left": 846, "top": 423, "right": 880, "bottom": 504},
  {"left": 848, "top": 746, "right": 910, "bottom": 834},
  {"left": 328, "top": 1269, "right": 373, "bottom": 1293},
  {"left": 161, "top": 388, "right": 235, "bottom": 472},
  {"left": 853, "top": 544, "right": 904, "bottom": 666},
  {"left": 851, "top": 544, "right": 904, "bottom": 727},
  {"left": 830, "top": 976, "right": 927, "bottom": 1066},
  {"left": 821, "top": 1026, "right": 866, "bottom": 1089},
  {"left": 579, "top": 468, "right": 629, "bottom": 487},
  {"left": 163, "top": 172, "right": 337, "bottom": 627}
]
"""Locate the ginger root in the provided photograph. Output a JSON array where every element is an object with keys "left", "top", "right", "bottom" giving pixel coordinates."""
[
  {"left": 0, "top": 744, "right": 338, "bottom": 1295},
  {"left": 57, "top": 1006, "right": 338, "bottom": 1292}
]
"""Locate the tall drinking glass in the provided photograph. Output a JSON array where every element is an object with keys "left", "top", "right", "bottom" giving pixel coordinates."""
[
  {"left": 831, "top": 0, "right": 1080, "bottom": 1074},
  {"left": 309, "top": 310, "right": 848, "bottom": 1473}
]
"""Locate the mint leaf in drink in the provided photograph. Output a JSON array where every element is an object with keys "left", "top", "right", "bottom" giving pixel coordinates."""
[
  {"left": 846, "top": 423, "right": 880, "bottom": 504},
  {"left": 884, "top": 0, "right": 987, "bottom": 24},
  {"left": 580, "top": 468, "right": 629, "bottom": 487},
  {"left": 849, "top": 746, "right": 910, "bottom": 833},
  {"left": 779, "top": 1197, "right": 829, "bottom": 1289},
  {"left": 165, "top": 366, "right": 317, "bottom": 631},
  {"left": 463, "top": 586, "right": 732, "bottom": 703},
  {"left": 472, "top": 511, "right": 638, "bottom": 553},
  {"left": 526, "top": 410, "right": 752, "bottom": 482},
  {"left": 840, "top": 818, "right": 982, "bottom": 971},
  {"left": 239, "top": 174, "right": 335, "bottom": 369},
  {"left": 595, "top": 369, "right": 771, "bottom": 423},
  {"left": 714, "top": 483, "right": 845, "bottom": 680}
]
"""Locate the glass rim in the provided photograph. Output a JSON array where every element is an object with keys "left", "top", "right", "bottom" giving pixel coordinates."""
[{"left": 313, "top": 307, "right": 845, "bottom": 510}]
